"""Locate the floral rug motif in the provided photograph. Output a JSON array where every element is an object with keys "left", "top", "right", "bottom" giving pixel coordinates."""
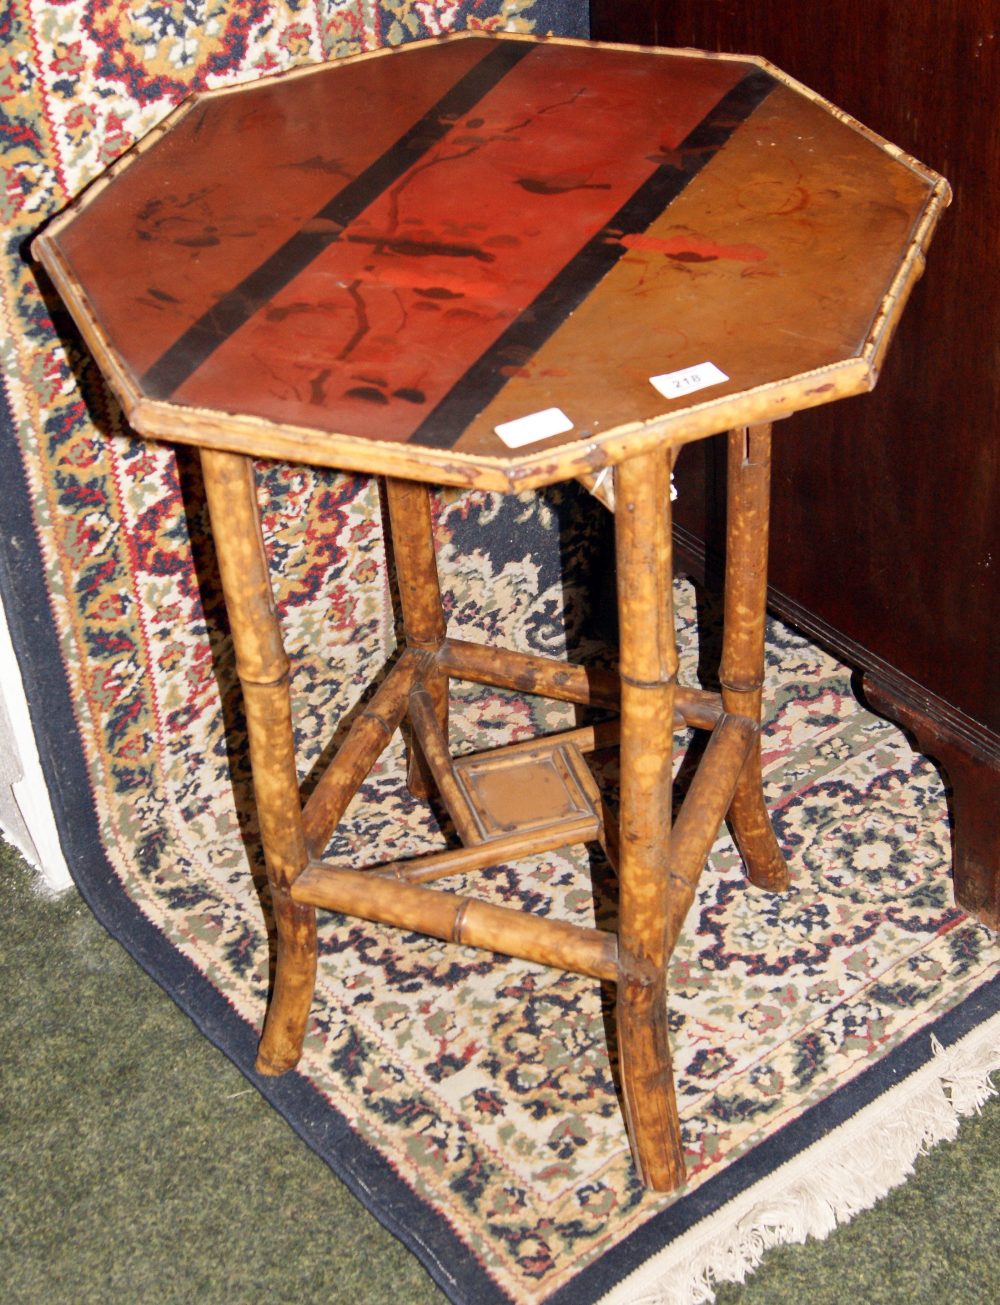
[{"left": 2, "top": 5, "right": 998, "bottom": 1304}]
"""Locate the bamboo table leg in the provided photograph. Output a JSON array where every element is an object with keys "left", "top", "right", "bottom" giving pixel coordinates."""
[
  {"left": 200, "top": 437, "right": 787, "bottom": 1184},
  {"left": 385, "top": 478, "right": 449, "bottom": 802},
  {"left": 200, "top": 448, "right": 317, "bottom": 1075},
  {"left": 720, "top": 425, "right": 790, "bottom": 892},
  {"left": 613, "top": 446, "right": 685, "bottom": 1191}
]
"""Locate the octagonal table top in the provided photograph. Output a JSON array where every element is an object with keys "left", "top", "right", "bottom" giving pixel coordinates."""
[{"left": 35, "top": 34, "right": 949, "bottom": 492}]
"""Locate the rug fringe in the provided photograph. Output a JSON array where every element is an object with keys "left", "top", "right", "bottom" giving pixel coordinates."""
[{"left": 598, "top": 1012, "right": 1000, "bottom": 1305}]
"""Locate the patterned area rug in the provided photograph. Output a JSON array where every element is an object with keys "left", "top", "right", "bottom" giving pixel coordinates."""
[{"left": 3, "top": 4, "right": 999, "bottom": 1304}]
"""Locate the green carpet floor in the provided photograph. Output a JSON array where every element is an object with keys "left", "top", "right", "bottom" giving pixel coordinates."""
[{"left": 3, "top": 837, "right": 998, "bottom": 1304}]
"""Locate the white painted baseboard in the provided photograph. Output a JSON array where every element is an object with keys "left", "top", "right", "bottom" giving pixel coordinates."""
[{"left": 0, "top": 597, "right": 72, "bottom": 893}]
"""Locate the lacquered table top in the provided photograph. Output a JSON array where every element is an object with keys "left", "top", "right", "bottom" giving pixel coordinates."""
[{"left": 36, "top": 35, "right": 949, "bottom": 491}]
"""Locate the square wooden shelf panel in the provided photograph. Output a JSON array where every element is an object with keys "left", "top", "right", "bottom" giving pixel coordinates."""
[{"left": 453, "top": 738, "right": 602, "bottom": 844}]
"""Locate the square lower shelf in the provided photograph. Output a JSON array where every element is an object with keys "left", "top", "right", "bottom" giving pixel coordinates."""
[{"left": 452, "top": 737, "right": 603, "bottom": 844}]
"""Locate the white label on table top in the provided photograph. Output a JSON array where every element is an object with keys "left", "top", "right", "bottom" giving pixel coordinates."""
[
  {"left": 650, "top": 362, "right": 729, "bottom": 401},
  {"left": 494, "top": 407, "right": 574, "bottom": 448}
]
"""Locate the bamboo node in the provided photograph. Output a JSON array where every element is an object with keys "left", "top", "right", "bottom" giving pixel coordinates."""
[
  {"left": 620, "top": 670, "right": 679, "bottom": 690},
  {"left": 450, "top": 896, "right": 473, "bottom": 945},
  {"left": 240, "top": 667, "right": 292, "bottom": 690},
  {"left": 359, "top": 704, "right": 396, "bottom": 736},
  {"left": 719, "top": 675, "right": 764, "bottom": 695}
]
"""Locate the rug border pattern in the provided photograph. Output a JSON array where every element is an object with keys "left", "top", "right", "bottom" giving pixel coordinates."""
[{"left": 2, "top": 376, "right": 998, "bottom": 1305}]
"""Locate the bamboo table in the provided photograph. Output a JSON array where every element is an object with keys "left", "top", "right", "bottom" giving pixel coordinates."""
[{"left": 35, "top": 34, "right": 948, "bottom": 1191}]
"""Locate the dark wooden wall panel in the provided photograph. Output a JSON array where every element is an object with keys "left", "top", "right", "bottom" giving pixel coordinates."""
[{"left": 593, "top": 1, "right": 1000, "bottom": 926}]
